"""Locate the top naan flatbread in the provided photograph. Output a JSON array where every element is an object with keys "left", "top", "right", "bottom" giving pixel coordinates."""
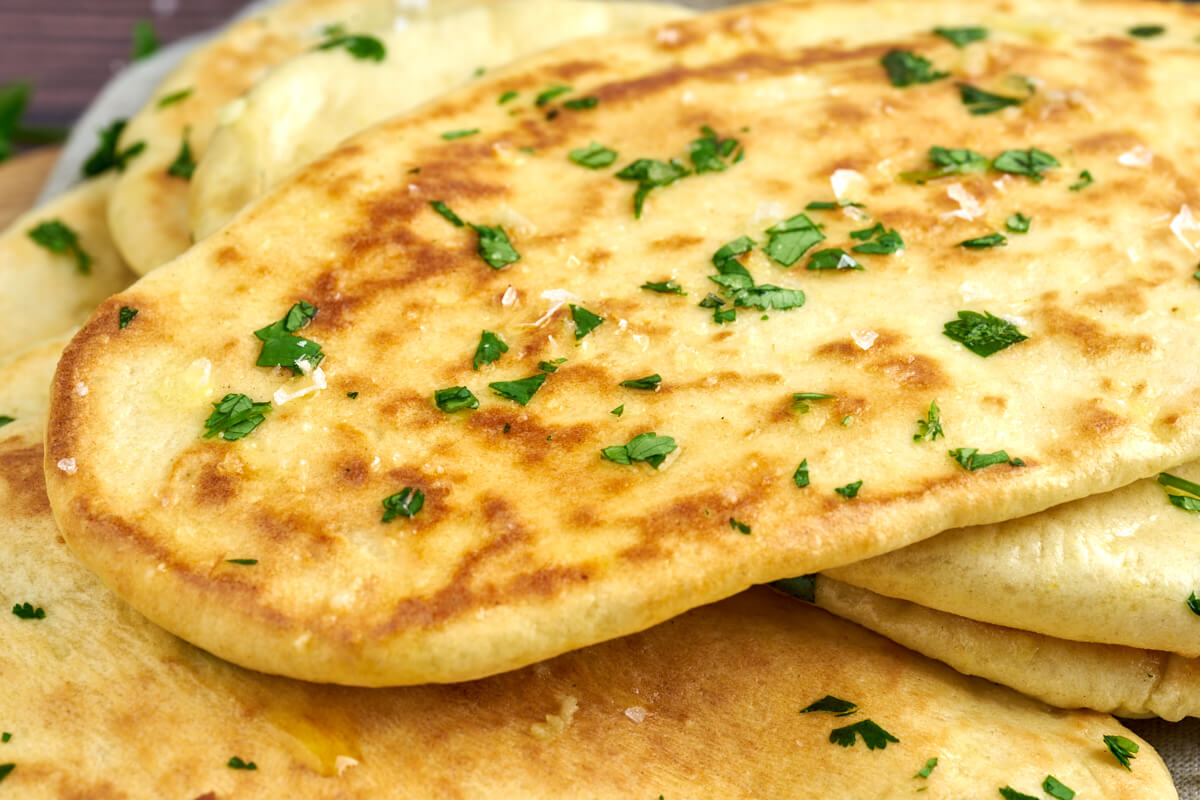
[{"left": 47, "top": 0, "right": 1200, "bottom": 686}]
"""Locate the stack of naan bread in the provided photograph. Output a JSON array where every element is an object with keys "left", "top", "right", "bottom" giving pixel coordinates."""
[{"left": 3, "top": 0, "right": 1199, "bottom": 795}]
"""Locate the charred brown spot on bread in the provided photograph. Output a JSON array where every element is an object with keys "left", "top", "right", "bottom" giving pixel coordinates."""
[
  {"left": 1082, "top": 278, "right": 1155, "bottom": 315},
  {"left": 338, "top": 457, "right": 370, "bottom": 488},
  {"left": 194, "top": 456, "right": 240, "bottom": 508},
  {"left": 650, "top": 233, "right": 705, "bottom": 251},
  {"left": 467, "top": 409, "right": 596, "bottom": 466},
  {"left": 981, "top": 395, "right": 1008, "bottom": 411},
  {"left": 0, "top": 442, "right": 51, "bottom": 517},
  {"left": 1036, "top": 304, "right": 1155, "bottom": 358},
  {"left": 214, "top": 245, "right": 243, "bottom": 267},
  {"left": 867, "top": 353, "right": 949, "bottom": 392},
  {"left": 1072, "top": 398, "right": 1129, "bottom": 442}
]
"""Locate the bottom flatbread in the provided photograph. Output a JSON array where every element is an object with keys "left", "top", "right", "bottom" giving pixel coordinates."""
[
  {"left": 0, "top": 418, "right": 1176, "bottom": 798},
  {"left": 804, "top": 575, "right": 1200, "bottom": 722}
]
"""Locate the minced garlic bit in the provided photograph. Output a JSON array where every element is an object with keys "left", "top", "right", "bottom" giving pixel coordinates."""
[
  {"left": 501, "top": 286, "right": 518, "bottom": 306},
  {"left": 624, "top": 706, "right": 649, "bottom": 723},
  {"left": 1117, "top": 146, "right": 1154, "bottom": 168},
  {"left": 941, "top": 183, "right": 983, "bottom": 222},
  {"left": 851, "top": 330, "right": 879, "bottom": 350},
  {"left": 526, "top": 289, "right": 579, "bottom": 328},
  {"left": 334, "top": 755, "right": 359, "bottom": 776},
  {"left": 75, "top": 382, "right": 89, "bottom": 397},
  {"left": 273, "top": 360, "right": 328, "bottom": 406},
  {"left": 57, "top": 458, "right": 78, "bottom": 475},
  {"left": 830, "top": 169, "right": 866, "bottom": 202},
  {"left": 529, "top": 695, "right": 579, "bottom": 740},
  {"left": 1170, "top": 205, "right": 1200, "bottom": 253}
]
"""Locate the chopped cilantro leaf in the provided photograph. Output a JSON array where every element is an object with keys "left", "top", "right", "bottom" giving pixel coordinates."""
[
  {"left": 0, "top": 764, "right": 12, "bottom": 783},
  {"left": 949, "top": 448, "right": 1024, "bottom": 470},
  {"left": 641, "top": 279, "right": 686, "bottom": 295},
  {"left": 118, "top": 307, "right": 138, "bottom": 329},
  {"left": 808, "top": 249, "right": 863, "bottom": 271},
  {"left": 535, "top": 85, "right": 572, "bottom": 106},
  {"left": 227, "top": 756, "right": 258, "bottom": 771},
  {"left": 688, "top": 125, "right": 742, "bottom": 173},
  {"left": 729, "top": 517, "right": 751, "bottom": 535},
  {"left": 1, "top": 732, "right": 10, "bottom": 743},
  {"left": 1128, "top": 24, "right": 1165, "bottom": 38},
  {"left": 999, "top": 787, "right": 1038, "bottom": 800},
  {"left": 1069, "top": 170, "right": 1094, "bottom": 191},
  {"left": 347, "top": 392, "right": 359, "bottom": 399},
  {"left": 254, "top": 302, "right": 323, "bottom": 374},
  {"left": 1187, "top": 592, "right": 1200, "bottom": 616},
  {"left": 157, "top": 88, "right": 193, "bottom": 108},
  {"left": 430, "top": 200, "right": 465, "bottom": 227},
  {"left": 131, "top": 19, "right": 159, "bottom": 61},
  {"left": 0, "top": 417, "right": 14, "bottom": 428},
  {"left": 698, "top": 293, "right": 726, "bottom": 309},
  {"left": 616, "top": 158, "right": 689, "bottom": 218},
  {"left": 900, "top": 146, "right": 989, "bottom": 182},
  {"left": 915, "top": 758, "right": 938, "bottom": 779},
  {"left": 773, "top": 574, "right": 818, "bottom": 602},
  {"left": 317, "top": 33, "right": 386, "bottom": 61},
  {"left": 226, "top": 559, "right": 258, "bottom": 565},
  {"left": 442, "top": 128, "right": 480, "bottom": 140},
  {"left": 943, "top": 310, "right": 1028, "bottom": 357},
  {"left": 381, "top": 487, "right": 424, "bottom": 522},
  {"left": 712, "top": 236, "right": 756, "bottom": 272},
  {"left": 498, "top": 90, "right": 518, "bottom": 104},
  {"left": 1157, "top": 473, "right": 1200, "bottom": 512},
  {"left": 801, "top": 695, "right": 857, "bottom": 716},
  {"left": 611, "top": 405, "right": 624, "bottom": 417},
  {"left": 434, "top": 386, "right": 479, "bottom": 412},
  {"left": 992, "top": 148, "right": 1059, "bottom": 181},
  {"left": 851, "top": 229, "right": 905, "bottom": 255},
  {"left": 1006, "top": 213, "right": 1031, "bottom": 233},
  {"left": 82, "top": 119, "right": 145, "bottom": 177},
  {"left": 11, "top": 602, "right": 44, "bottom": 620},
  {"left": 882, "top": 50, "right": 948, "bottom": 86},
  {"left": 934, "top": 26, "right": 988, "bottom": 47},
  {"left": 569, "top": 304, "right": 604, "bottom": 339},
  {"left": 793, "top": 459, "right": 810, "bottom": 488},
  {"left": 850, "top": 223, "right": 884, "bottom": 241},
  {"left": 959, "top": 232, "right": 1007, "bottom": 249},
  {"left": 733, "top": 285, "right": 806, "bottom": 310},
  {"left": 538, "top": 358, "right": 566, "bottom": 373},
  {"left": 806, "top": 199, "right": 864, "bottom": 211},
  {"left": 203, "top": 394, "right": 272, "bottom": 441},
  {"left": 835, "top": 480, "right": 863, "bottom": 499},
  {"left": 569, "top": 142, "right": 618, "bottom": 169},
  {"left": 166, "top": 128, "right": 196, "bottom": 180},
  {"left": 620, "top": 374, "right": 662, "bottom": 390},
  {"left": 473, "top": 330, "right": 508, "bottom": 370},
  {"left": 958, "top": 83, "right": 1023, "bottom": 115},
  {"left": 1042, "top": 775, "right": 1076, "bottom": 800},
  {"left": 563, "top": 97, "right": 598, "bottom": 110},
  {"left": 829, "top": 719, "right": 897, "bottom": 749},
  {"left": 1104, "top": 734, "right": 1139, "bottom": 770},
  {"left": 472, "top": 224, "right": 520, "bottom": 269},
  {"left": 489, "top": 373, "right": 547, "bottom": 405},
  {"left": 764, "top": 214, "right": 825, "bottom": 266},
  {"left": 712, "top": 307, "right": 736, "bottom": 324},
  {"left": 28, "top": 219, "right": 92, "bottom": 274},
  {"left": 792, "top": 392, "right": 835, "bottom": 413},
  {"left": 914, "top": 401, "right": 944, "bottom": 441},
  {"left": 601, "top": 432, "right": 677, "bottom": 469}
]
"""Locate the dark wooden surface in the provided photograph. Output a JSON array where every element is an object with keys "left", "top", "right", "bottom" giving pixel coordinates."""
[{"left": 0, "top": 1, "right": 247, "bottom": 127}]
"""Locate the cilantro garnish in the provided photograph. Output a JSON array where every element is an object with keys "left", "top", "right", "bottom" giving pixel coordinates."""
[
  {"left": 992, "top": 148, "right": 1059, "bottom": 181},
  {"left": 563, "top": 97, "right": 598, "bottom": 110},
  {"left": 1, "top": 732, "right": 10, "bottom": 743},
  {"left": 791, "top": 392, "right": 835, "bottom": 413},
  {"left": 131, "top": 19, "right": 159, "bottom": 61},
  {"left": 793, "top": 459, "right": 810, "bottom": 488},
  {"left": 157, "top": 88, "right": 193, "bottom": 108},
  {"left": 641, "top": 279, "right": 686, "bottom": 295},
  {"left": 999, "top": 787, "right": 1038, "bottom": 800},
  {"left": 472, "top": 224, "right": 520, "bottom": 269},
  {"left": 538, "top": 358, "right": 566, "bottom": 373},
  {"left": 851, "top": 228, "right": 904, "bottom": 255},
  {"left": 601, "top": 432, "right": 677, "bottom": 468},
  {"left": 442, "top": 128, "right": 480, "bottom": 140},
  {"left": 619, "top": 374, "right": 661, "bottom": 390},
  {"left": 382, "top": 487, "right": 425, "bottom": 521},
  {"left": 712, "top": 307, "right": 736, "bottom": 324},
  {"left": 317, "top": 33, "right": 386, "bottom": 61},
  {"left": 734, "top": 285, "right": 807, "bottom": 310},
  {"left": 82, "top": 119, "right": 145, "bottom": 177},
  {"left": 1042, "top": 775, "right": 1076, "bottom": 800},
  {"left": 227, "top": 756, "right": 258, "bottom": 771},
  {"left": 11, "top": 603, "right": 44, "bottom": 620},
  {"left": 226, "top": 559, "right": 258, "bottom": 566},
  {"left": 473, "top": 330, "right": 508, "bottom": 370},
  {"left": 616, "top": 157, "right": 689, "bottom": 218},
  {"left": 611, "top": 405, "right": 624, "bottom": 417},
  {"left": 712, "top": 236, "right": 755, "bottom": 271},
  {"left": 347, "top": 392, "right": 359, "bottom": 399},
  {"left": 699, "top": 293, "right": 726, "bottom": 310},
  {"left": 118, "top": 307, "right": 138, "bottom": 329},
  {"left": 959, "top": 232, "right": 1007, "bottom": 249},
  {"left": 28, "top": 220, "right": 92, "bottom": 274},
  {"left": 729, "top": 517, "right": 751, "bottom": 535},
  {"left": 835, "top": 481, "right": 863, "bottom": 499},
  {"left": 949, "top": 448, "right": 1024, "bottom": 470},
  {"left": 808, "top": 249, "right": 862, "bottom": 271},
  {"left": 881, "top": 50, "right": 948, "bottom": 87},
  {"left": 489, "top": 373, "right": 547, "bottom": 405},
  {"left": 829, "top": 719, "right": 898, "bottom": 749},
  {"left": 434, "top": 386, "right": 479, "bottom": 412},
  {"left": 254, "top": 301, "right": 323, "bottom": 375},
  {"left": 943, "top": 310, "right": 1028, "bottom": 357},
  {"left": 535, "top": 85, "right": 572, "bottom": 106},
  {"left": 430, "top": 200, "right": 464, "bottom": 227},
  {"left": 806, "top": 199, "right": 864, "bottom": 211},
  {"left": 1128, "top": 24, "right": 1165, "bottom": 38},
  {"left": 1069, "top": 170, "right": 1094, "bottom": 191},
  {"left": 801, "top": 695, "right": 857, "bottom": 716},
  {"left": 0, "top": 764, "right": 12, "bottom": 783},
  {"left": 1187, "top": 592, "right": 1200, "bottom": 616},
  {"left": 1006, "top": 213, "right": 1031, "bottom": 233},
  {"left": 498, "top": 90, "right": 518, "bottom": 104},
  {"left": 764, "top": 214, "right": 825, "bottom": 266},
  {"left": 934, "top": 26, "right": 988, "bottom": 47},
  {"left": 0, "top": 417, "right": 14, "bottom": 428},
  {"left": 899, "top": 146, "right": 989, "bottom": 183},
  {"left": 914, "top": 401, "right": 944, "bottom": 441},
  {"left": 773, "top": 574, "right": 818, "bottom": 602},
  {"left": 203, "top": 394, "right": 272, "bottom": 441},
  {"left": 0, "top": 82, "right": 67, "bottom": 164},
  {"left": 569, "top": 304, "right": 604, "bottom": 339},
  {"left": 915, "top": 758, "right": 938, "bottom": 779},
  {"left": 166, "top": 128, "right": 196, "bottom": 180},
  {"left": 1103, "top": 735, "right": 1139, "bottom": 771},
  {"left": 958, "top": 83, "right": 1023, "bottom": 115},
  {"left": 569, "top": 142, "right": 617, "bottom": 169},
  {"left": 1156, "top": 472, "right": 1200, "bottom": 512},
  {"left": 688, "top": 125, "right": 743, "bottom": 173}
]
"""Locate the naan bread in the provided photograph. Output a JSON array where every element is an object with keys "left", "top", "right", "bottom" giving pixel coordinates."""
[
  {"left": 805, "top": 576, "right": 1200, "bottom": 722},
  {"left": 0, "top": 422, "right": 1179, "bottom": 797},
  {"left": 0, "top": 177, "right": 133, "bottom": 358},
  {"left": 47, "top": 0, "right": 1200, "bottom": 686},
  {"left": 190, "top": 0, "right": 693, "bottom": 241},
  {"left": 829, "top": 463, "right": 1200, "bottom": 657},
  {"left": 106, "top": 0, "right": 485, "bottom": 275},
  {"left": 0, "top": 334, "right": 73, "bottom": 429}
]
